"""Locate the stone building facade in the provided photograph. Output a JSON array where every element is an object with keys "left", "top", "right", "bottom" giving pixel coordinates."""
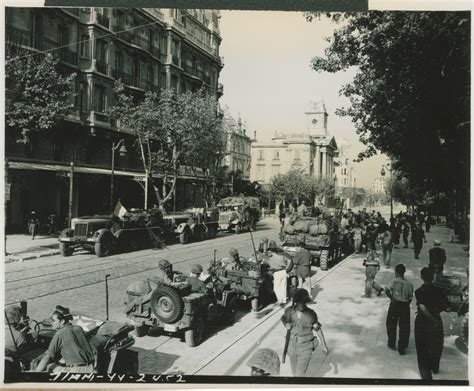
[
  {"left": 250, "top": 100, "right": 338, "bottom": 185},
  {"left": 5, "top": 7, "right": 223, "bottom": 232},
  {"left": 223, "top": 118, "right": 253, "bottom": 180}
]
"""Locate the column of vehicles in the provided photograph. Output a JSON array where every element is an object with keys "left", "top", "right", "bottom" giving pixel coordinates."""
[{"left": 58, "top": 196, "right": 261, "bottom": 258}]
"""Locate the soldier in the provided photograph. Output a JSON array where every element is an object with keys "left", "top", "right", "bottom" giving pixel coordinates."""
[
  {"left": 229, "top": 247, "right": 244, "bottom": 270},
  {"left": 34, "top": 306, "right": 95, "bottom": 373},
  {"left": 293, "top": 240, "right": 312, "bottom": 296},
  {"left": 5, "top": 305, "right": 27, "bottom": 379},
  {"left": 28, "top": 211, "right": 39, "bottom": 240},
  {"left": 247, "top": 348, "right": 280, "bottom": 376},
  {"left": 281, "top": 289, "right": 329, "bottom": 377},
  {"left": 186, "top": 264, "right": 207, "bottom": 293},
  {"left": 412, "top": 223, "right": 427, "bottom": 260},
  {"left": 150, "top": 259, "right": 174, "bottom": 286}
]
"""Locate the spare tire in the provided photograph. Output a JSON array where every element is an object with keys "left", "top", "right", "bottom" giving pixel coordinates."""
[{"left": 150, "top": 286, "right": 184, "bottom": 324}]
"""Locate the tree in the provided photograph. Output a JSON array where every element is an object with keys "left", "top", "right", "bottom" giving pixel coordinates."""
[
  {"left": 109, "top": 84, "right": 227, "bottom": 207},
  {"left": 5, "top": 52, "right": 77, "bottom": 144},
  {"left": 270, "top": 169, "right": 335, "bottom": 206},
  {"left": 307, "top": 12, "right": 470, "bottom": 209}
]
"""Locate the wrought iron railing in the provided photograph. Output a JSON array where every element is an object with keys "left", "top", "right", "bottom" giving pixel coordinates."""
[{"left": 96, "top": 60, "right": 107, "bottom": 74}]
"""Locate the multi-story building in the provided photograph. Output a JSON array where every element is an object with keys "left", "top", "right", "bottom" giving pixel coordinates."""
[
  {"left": 250, "top": 99, "right": 338, "bottom": 185},
  {"left": 372, "top": 177, "right": 387, "bottom": 194},
  {"left": 223, "top": 117, "right": 252, "bottom": 180},
  {"left": 5, "top": 7, "right": 224, "bottom": 232}
]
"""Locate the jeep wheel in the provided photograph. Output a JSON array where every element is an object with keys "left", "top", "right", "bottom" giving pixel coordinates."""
[
  {"left": 179, "top": 229, "right": 190, "bottom": 245},
  {"left": 59, "top": 242, "right": 74, "bottom": 257},
  {"left": 461, "top": 313, "right": 469, "bottom": 347},
  {"left": 95, "top": 231, "right": 114, "bottom": 257},
  {"left": 150, "top": 286, "right": 184, "bottom": 324},
  {"left": 320, "top": 249, "right": 329, "bottom": 271},
  {"left": 251, "top": 297, "right": 259, "bottom": 312},
  {"left": 185, "top": 315, "right": 205, "bottom": 347}
]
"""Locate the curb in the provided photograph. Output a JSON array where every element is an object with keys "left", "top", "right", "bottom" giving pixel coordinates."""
[{"left": 5, "top": 249, "right": 60, "bottom": 264}]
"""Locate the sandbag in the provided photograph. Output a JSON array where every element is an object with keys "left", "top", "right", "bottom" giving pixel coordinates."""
[
  {"left": 284, "top": 225, "right": 296, "bottom": 234},
  {"left": 318, "top": 223, "right": 328, "bottom": 234},
  {"left": 126, "top": 279, "right": 151, "bottom": 296},
  {"left": 293, "top": 221, "right": 307, "bottom": 232},
  {"left": 309, "top": 224, "right": 319, "bottom": 236}
]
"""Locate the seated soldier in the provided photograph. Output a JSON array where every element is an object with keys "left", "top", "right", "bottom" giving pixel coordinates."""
[
  {"left": 186, "top": 264, "right": 207, "bottom": 293},
  {"left": 229, "top": 248, "right": 244, "bottom": 270},
  {"left": 258, "top": 237, "right": 269, "bottom": 254},
  {"left": 149, "top": 259, "right": 174, "bottom": 286},
  {"left": 34, "top": 306, "right": 95, "bottom": 373},
  {"left": 5, "top": 305, "right": 27, "bottom": 378}
]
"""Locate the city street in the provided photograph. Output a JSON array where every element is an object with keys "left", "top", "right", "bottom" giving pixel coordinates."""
[{"left": 4, "top": 216, "right": 468, "bottom": 381}]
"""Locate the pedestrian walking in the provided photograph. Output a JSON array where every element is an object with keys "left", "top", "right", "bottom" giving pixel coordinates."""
[
  {"left": 402, "top": 220, "right": 411, "bottom": 248},
  {"left": 381, "top": 225, "right": 393, "bottom": 268},
  {"left": 414, "top": 267, "right": 448, "bottom": 380},
  {"left": 268, "top": 241, "right": 293, "bottom": 306},
  {"left": 362, "top": 249, "right": 383, "bottom": 298},
  {"left": 48, "top": 213, "right": 57, "bottom": 236},
  {"left": 279, "top": 207, "right": 286, "bottom": 228},
  {"left": 28, "top": 211, "right": 39, "bottom": 240},
  {"left": 412, "top": 223, "right": 427, "bottom": 259},
  {"left": 247, "top": 348, "right": 280, "bottom": 376},
  {"left": 385, "top": 264, "right": 414, "bottom": 355},
  {"left": 293, "top": 241, "right": 312, "bottom": 296},
  {"left": 428, "top": 239, "right": 446, "bottom": 279},
  {"left": 281, "top": 289, "right": 329, "bottom": 377}
]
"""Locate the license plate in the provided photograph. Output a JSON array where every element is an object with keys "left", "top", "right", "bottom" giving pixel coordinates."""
[{"left": 164, "top": 324, "right": 177, "bottom": 332}]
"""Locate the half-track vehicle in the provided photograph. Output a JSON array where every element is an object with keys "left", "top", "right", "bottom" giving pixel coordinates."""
[
  {"left": 58, "top": 208, "right": 164, "bottom": 257},
  {"left": 217, "top": 196, "right": 261, "bottom": 234},
  {"left": 161, "top": 207, "right": 219, "bottom": 244},
  {"left": 125, "top": 269, "right": 238, "bottom": 347}
]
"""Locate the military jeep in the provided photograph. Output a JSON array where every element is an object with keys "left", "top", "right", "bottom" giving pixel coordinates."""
[
  {"left": 58, "top": 211, "right": 163, "bottom": 257},
  {"left": 126, "top": 271, "right": 238, "bottom": 347}
]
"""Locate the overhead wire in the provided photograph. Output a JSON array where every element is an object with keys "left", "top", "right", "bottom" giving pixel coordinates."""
[{"left": 6, "top": 14, "right": 165, "bottom": 64}]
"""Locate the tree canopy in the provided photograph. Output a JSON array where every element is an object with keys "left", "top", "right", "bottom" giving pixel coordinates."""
[
  {"left": 307, "top": 11, "right": 470, "bottom": 202},
  {"left": 5, "top": 52, "right": 77, "bottom": 144},
  {"left": 109, "top": 85, "right": 227, "bottom": 206}
]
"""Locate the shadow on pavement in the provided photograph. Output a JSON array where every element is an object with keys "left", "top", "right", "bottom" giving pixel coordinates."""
[{"left": 128, "top": 347, "right": 179, "bottom": 374}]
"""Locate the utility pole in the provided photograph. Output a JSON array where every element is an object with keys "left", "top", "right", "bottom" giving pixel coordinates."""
[{"left": 68, "top": 161, "right": 74, "bottom": 227}]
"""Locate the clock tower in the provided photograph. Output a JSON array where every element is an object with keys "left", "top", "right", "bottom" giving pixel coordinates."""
[{"left": 305, "top": 99, "right": 328, "bottom": 136}]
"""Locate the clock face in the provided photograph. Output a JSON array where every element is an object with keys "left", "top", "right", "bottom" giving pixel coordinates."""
[{"left": 312, "top": 118, "right": 318, "bottom": 125}]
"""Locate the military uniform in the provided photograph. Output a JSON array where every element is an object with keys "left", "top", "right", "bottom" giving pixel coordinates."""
[
  {"left": 412, "top": 227, "right": 425, "bottom": 259},
  {"left": 429, "top": 246, "right": 446, "bottom": 277},
  {"left": 281, "top": 306, "right": 320, "bottom": 376}
]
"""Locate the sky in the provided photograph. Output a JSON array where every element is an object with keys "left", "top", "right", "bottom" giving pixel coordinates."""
[{"left": 218, "top": 11, "right": 389, "bottom": 189}]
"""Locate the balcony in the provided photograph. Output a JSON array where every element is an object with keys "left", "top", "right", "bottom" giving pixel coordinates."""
[
  {"left": 6, "top": 25, "right": 33, "bottom": 48},
  {"left": 58, "top": 48, "right": 78, "bottom": 66},
  {"left": 95, "top": 60, "right": 107, "bottom": 74},
  {"left": 95, "top": 12, "right": 110, "bottom": 29},
  {"left": 113, "top": 69, "right": 132, "bottom": 86},
  {"left": 89, "top": 111, "right": 110, "bottom": 126}
]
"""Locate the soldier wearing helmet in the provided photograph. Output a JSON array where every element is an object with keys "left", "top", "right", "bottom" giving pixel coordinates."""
[
  {"left": 281, "top": 289, "right": 329, "bottom": 377},
  {"left": 149, "top": 259, "right": 174, "bottom": 287},
  {"left": 186, "top": 264, "right": 207, "bottom": 293},
  {"left": 247, "top": 348, "right": 280, "bottom": 376},
  {"left": 229, "top": 247, "right": 244, "bottom": 270}
]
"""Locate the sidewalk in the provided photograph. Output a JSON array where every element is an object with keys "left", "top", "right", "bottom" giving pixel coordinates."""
[
  {"left": 4, "top": 234, "right": 60, "bottom": 263},
  {"left": 201, "top": 224, "right": 469, "bottom": 382}
]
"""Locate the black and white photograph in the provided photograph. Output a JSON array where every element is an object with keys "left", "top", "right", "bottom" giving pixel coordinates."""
[{"left": 2, "top": 1, "right": 471, "bottom": 386}]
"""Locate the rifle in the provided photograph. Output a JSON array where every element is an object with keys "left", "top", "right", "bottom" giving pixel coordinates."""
[{"left": 282, "top": 328, "right": 291, "bottom": 363}]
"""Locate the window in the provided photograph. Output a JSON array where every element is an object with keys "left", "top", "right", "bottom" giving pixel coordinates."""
[
  {"left": 58, "top": 25, "right": 68, "bottom": 46},
  {"left": 273, "top": 150, "right": 280, "bottom": 160},
  {"left": 79, "top": 82, "right": 88, "bottom": 112},
  {"left": 147, "top": 65, "right": 154, "bottom": 86},
  {"left": 258, "top": 150, "right": 264, "bottom": 160},
  {"left": 95, "top": 85, "right": 106, "bottom": 112},
  {"left": 96, "top": 39, "right": 107, "bottom": 63},
  {"left": 132, "top": 59, "right": 140, "bottom": 83},
  {"left": 147, "top": 29, "right": 153, "bottom": 52},
  {"left": 80, "top": 34, "right": 90, "bottom": 57},
  {"left": 116, "top": 9, "right": 125, "bottom": 29}
]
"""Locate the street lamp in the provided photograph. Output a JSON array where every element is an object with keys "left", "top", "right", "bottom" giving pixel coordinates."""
[
  {"left": 380, "top": 164, "right": 393, "bottom": 220},
  {"left": 110, "top": 139, "right": 128, "bottom": 211}
]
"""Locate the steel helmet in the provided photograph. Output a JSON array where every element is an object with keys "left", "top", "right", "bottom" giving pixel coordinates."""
[
  {"left": 268, "top": 240, "right": 278, "bottom": 251},
  {"left": 260, "top": 237, "right": 269, "bottom": 243},
  {"left": 293, "top": 288, "right": 312, "bottom": 304},
  {"left": 191, "top": 264, "right": 203, "bottom": 274},
  {"left": 5, "top": 305, "right": 21, "bottom": 324},
  {"left": 229, "top": 248, "right": 239, "bottom": 257},
  {"left": 158, "top": 259, "right": 171, "bottom": 270},
  {"left": 246, "top": 348, "right": 280, "bottom": 375}
]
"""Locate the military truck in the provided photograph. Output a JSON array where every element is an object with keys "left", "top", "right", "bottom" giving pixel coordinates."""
[
  {"left": 161, "top": 207, "right": 219, "bottom": 244},
  {"left": 125, "top": 269, "right": 238, "bottom": 347},
  {"left": 217, "top": 196, "right": 261, "bottom": 234},
  {"left": 58, "top": 209, "right": 164, "bottom": 257}
]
